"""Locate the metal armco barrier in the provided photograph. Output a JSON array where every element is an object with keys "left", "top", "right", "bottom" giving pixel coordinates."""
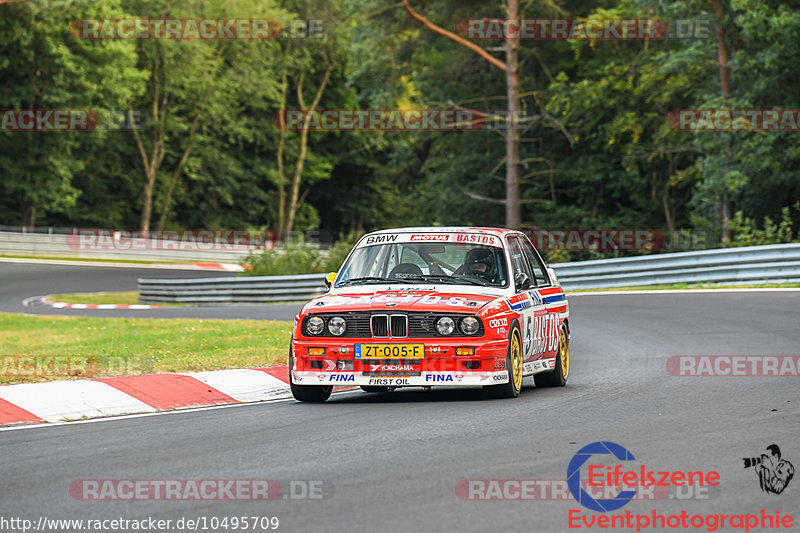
[
  {"left": 137, "top": 243, "right": 800, "bottom": 303},
  {"left": 138, "top": 274, "right": 328, "bottom": 304},
  {"left": 552, "top": 242, "right": 800, "bottom": 290},
  {"left": 0, "top": 230, "right": 256, "bottom": 263}
]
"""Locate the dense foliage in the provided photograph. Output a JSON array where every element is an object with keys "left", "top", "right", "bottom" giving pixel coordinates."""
[{"left": 2, "top": 0, "right": 798, "bottom": 261}]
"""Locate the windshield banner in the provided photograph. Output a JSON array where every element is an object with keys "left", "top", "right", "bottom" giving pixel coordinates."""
[{"left": 357, "top": 232, "right": 502, "bottom": 248}]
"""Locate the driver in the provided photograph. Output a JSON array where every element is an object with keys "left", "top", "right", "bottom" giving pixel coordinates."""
[{"left": 462, "top": 249, "right": 497, "bottom": 282}]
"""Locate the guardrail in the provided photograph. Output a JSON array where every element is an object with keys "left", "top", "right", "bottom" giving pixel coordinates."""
[
  {"left": 0, "top": 230, "right": 258, "bottom": 263},
  {"left": 137, "top": 243, "right": 800, "bottom": 303},
  {"left": 139, "top": 274, "right": 328, "bottom": 304},
  {"left": 552, "top": 242, "right": 800, "bottom": 290}
]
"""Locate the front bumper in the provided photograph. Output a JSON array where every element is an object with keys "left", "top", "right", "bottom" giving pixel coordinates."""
[
  {"left": 291, "top": 337, "right": 510, "bottom": 387},
  {"left": 292, "top": 370, "right": 509, "bottom": 387}
]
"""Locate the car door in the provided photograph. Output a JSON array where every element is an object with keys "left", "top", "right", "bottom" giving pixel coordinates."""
[
  {"left": 518, "top": 233, "right": 560, "bottom": 359},
  {"left": 505, "top": 235, "right": 546, "bottom": 364}
]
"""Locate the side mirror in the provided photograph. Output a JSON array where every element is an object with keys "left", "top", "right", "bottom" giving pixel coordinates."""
[
  {"left": 546, "top": 267, "right": 558, "bottom": 286},
  {"left": 514, "top": 272, "right": 531, "bottom": 292},
  {"left": 324, "top": 272, "right": 337, "bottom": 290}
]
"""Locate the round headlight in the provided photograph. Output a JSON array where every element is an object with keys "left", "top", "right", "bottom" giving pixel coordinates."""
[
  {"left": 435, "top": 316, "right": 455, "bottom": 335},
  {"left": 460, "top": 316, "right": 480, "bottom": 335},
  {"left": 328, "top": 316, "right": 347, "bottom": 336},
  {"left": 307, "top": 316, "right": 324, "bottom": 335}
]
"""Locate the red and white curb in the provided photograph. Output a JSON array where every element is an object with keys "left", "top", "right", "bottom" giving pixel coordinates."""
[
  {"left": 193, "top": 262, "right": 247, "bottom": 272},
  {"left": 23, "top": 295, "right": 162, "bottom": 310},
  {"left": 0, "top": 366, "right": 304, "bottom": 426},
  {"left": 49, "top": 301, "right": 162, "bottom": 310}
]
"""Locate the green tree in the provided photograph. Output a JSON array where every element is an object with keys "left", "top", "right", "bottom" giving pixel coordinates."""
[{"left": 0, "top": 0, "right": 145, "bottom": 228}]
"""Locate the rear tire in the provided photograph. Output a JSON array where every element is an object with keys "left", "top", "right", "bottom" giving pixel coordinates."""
[
  {"left": 534, "top": 324, "right": 569, "bottom": 388},
  {"left": 484, "top": 324, "right": 523, "bottom": 399},
  {"left": 288, "top": 341, "right": 333, "bottom": 402}
]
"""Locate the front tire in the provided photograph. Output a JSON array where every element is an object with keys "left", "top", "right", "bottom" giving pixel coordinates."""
[
  {"left": 484, "top": 324, "right": 523, "bottom": 398},
  {"left": 534, "top": 324, "right": 569, "bottom": 388},
  {"left": 288, "top": 342, "right": 333, "bottom": 403}
]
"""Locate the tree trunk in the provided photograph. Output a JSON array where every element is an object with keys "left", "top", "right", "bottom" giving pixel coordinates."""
[
  {"left": 722, "top": 192, "right": 732, "bottom": 242},
  {"left": 156, "top": 106, "right": 204, "bottom": 231},
  {"left": 712, "top": 0, "right": 731, "bottom": 95},
  {"left": 22, "top": 172, "right": 35, "bottom": 230},
  {"left": 140, "top": 168, "right": 156, "bottom": 234},
  {"left": 401, "top": 0, "right": 517, "bottom": 224},
  {"left": 284, "top": 64, "right": 331, "bottom": 240},
  {"left": 276, "top": 66, "right": 289, "bottom": 241},
  {"left": 663, "top": 179, "right": 675, "bottom": 239},
  {"left": 713, "top": 0, "right": 733, "bottom": 244},
  {"left": 23, "top": 203, "right": 36, "bottom": 231},
  {"left": 504, "top": 0, "right": 521, "bottom": 229},
  {"left": 131, "top": 57, "right": 168, "bottom": 235}
]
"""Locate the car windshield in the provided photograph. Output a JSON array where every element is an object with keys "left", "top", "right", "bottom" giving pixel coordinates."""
[{"left": 336, "top": 238, "right": 509, "bottom": 288}]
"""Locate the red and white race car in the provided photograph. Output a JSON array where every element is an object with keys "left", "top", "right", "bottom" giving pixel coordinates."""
[{"left": 289, "top": 227, "right": 570, "bottom": 402}]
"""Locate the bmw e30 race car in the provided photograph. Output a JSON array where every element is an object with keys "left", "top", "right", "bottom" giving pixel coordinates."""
[{"left": 289, "top": 227, "right": 570, "bottom": 402}]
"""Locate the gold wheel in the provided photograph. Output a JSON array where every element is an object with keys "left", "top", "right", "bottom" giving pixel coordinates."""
[
  {"left": 511, "top": 331, "right": 523, "bottom": 391},
  {"left": 559, "top": 327, "right": 569, "bottom": 379},
  {"left": 485, "top": 324, "right": 523, "bottom": 398}
]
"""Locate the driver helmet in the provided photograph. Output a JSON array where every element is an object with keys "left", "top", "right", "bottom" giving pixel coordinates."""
[{"left": 464, "top": 248, "right": 497, "bottom": 279}]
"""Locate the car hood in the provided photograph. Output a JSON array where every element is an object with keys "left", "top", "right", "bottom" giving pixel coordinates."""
[{"left": 302, "top": 286, "right": 505, "bottom": 315}]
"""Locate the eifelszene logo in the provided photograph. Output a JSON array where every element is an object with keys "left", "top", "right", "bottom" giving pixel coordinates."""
[
  {"left": 566, "top": 441, "right": 721, "bottom": 512},
  {"left": 567, "top": 441, "right": 637, "bottom": 512},
  {"left": 743, "top": 444, "right": 794, "bottom": 495}
]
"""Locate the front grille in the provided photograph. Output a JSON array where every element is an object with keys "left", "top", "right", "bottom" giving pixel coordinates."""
[
  {"left": 302, "top": 313, "right": 371, "bottom": 337},
  {"left": 303, "top": 312, "right": 483, "bottom": 337},
  {"left": 390, "top": 315, "right": 408, "bottom": 337},
  {"left": 371, "top": 315, "right": 389, "bottom": 337}
]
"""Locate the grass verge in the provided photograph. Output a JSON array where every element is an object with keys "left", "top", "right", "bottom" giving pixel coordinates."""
[{"left": 0, "top": 313, "right": 291, "bottom": 384}]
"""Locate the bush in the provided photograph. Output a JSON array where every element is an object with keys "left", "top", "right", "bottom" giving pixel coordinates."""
[
  {"left": 724, "top": 206, "right": 795, "bottom": 248},
  {"left": 241, "top": 232, "right": 362, "bottom": 276}
]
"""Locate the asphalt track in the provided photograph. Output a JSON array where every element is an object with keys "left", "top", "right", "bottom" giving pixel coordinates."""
[
  {"left": 1, "top": 261, "right": 799, "bottom": 532},
  {"left": 0, "top": 261, "right": 302, "bottom": 319}
]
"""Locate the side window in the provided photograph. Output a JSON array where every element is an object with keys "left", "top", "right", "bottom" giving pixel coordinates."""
[
  {"left": 506, "top": 236, "right": 533, "bottom": 291},
  {"left": 519, "top": 235, "right": 550, "bottom": 286}
]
